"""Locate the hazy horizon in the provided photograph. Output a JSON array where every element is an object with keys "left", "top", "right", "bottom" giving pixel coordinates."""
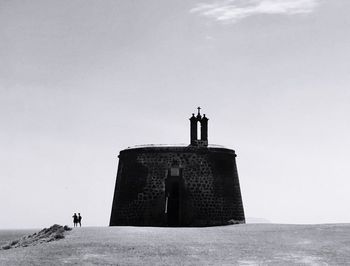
[{"left": 1, "top": 0, "right": 350, "bottom": 229}]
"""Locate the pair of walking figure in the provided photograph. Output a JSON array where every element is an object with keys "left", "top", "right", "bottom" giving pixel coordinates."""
[{"left": 72, "top": 213, "right": 82, "bottom": 227}]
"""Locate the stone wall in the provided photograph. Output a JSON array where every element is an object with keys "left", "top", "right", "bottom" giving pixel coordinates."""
[{"left": 110, "top": 146, "right": 245, "bottom": 226}]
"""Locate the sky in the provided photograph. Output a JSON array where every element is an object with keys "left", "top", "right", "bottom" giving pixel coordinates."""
[{"left": 1, "top": 0, "right": 350, "bottom": 229}]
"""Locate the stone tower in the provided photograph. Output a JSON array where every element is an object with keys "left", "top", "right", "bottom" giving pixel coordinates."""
[{"left": 110, "top": 108, "right": 245, "bottom": 226}]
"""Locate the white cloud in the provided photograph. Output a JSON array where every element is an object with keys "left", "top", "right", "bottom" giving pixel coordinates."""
[{"left": 190, "top": 0, "right": 320, "bottom": 23}]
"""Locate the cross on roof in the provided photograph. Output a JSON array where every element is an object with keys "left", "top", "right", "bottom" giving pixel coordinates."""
[{"left": 197, "top": 106, "right": 201, "bottom": 115}]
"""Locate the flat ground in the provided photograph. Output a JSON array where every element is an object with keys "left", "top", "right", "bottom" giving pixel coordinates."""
[{"left": 1, "top": 224, "right": 350, "bottom": 265}]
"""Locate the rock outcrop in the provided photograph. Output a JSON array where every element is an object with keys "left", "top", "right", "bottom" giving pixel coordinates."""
[{"left": 1, "top": 224, "right": 71, "bottom": 250}]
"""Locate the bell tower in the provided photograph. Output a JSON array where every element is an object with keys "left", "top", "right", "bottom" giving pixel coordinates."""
[{"left": 189, "top": 107, "right": 208, "bottom": 147}]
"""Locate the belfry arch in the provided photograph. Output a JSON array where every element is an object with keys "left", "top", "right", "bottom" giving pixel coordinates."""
[{"left": 190, "top": 107, "right": 208, "bottom": 147}]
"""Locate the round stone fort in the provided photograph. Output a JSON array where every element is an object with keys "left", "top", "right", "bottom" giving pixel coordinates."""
[{"left": 110, "top": 108, "right": 245, "bottom": 226}]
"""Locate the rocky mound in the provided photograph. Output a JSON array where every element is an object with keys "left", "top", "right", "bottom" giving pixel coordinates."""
[{"left": 1, "top": 224, "right": 72, "bottom": 250}]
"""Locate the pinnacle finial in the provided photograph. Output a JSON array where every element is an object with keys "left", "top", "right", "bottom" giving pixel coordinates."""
[{"left": 197, "top": 106, "right": 201, "bottom": 115}]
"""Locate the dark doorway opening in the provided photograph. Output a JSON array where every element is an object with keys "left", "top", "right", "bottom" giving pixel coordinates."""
[{"left": 165, "top": 166, "right": 183, "bottom": 226}]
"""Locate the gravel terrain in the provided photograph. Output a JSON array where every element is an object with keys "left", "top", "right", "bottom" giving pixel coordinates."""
[{"left": 0, "top": 224, "right": 349, "bottom": 265}]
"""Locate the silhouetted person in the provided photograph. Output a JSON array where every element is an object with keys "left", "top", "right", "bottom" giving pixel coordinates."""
[
  {"left": 72, "top": 213, "right": 78, "bottom": 227},
  {"left": 78, "top": 213, "right": 82, "bottom": 227}
]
